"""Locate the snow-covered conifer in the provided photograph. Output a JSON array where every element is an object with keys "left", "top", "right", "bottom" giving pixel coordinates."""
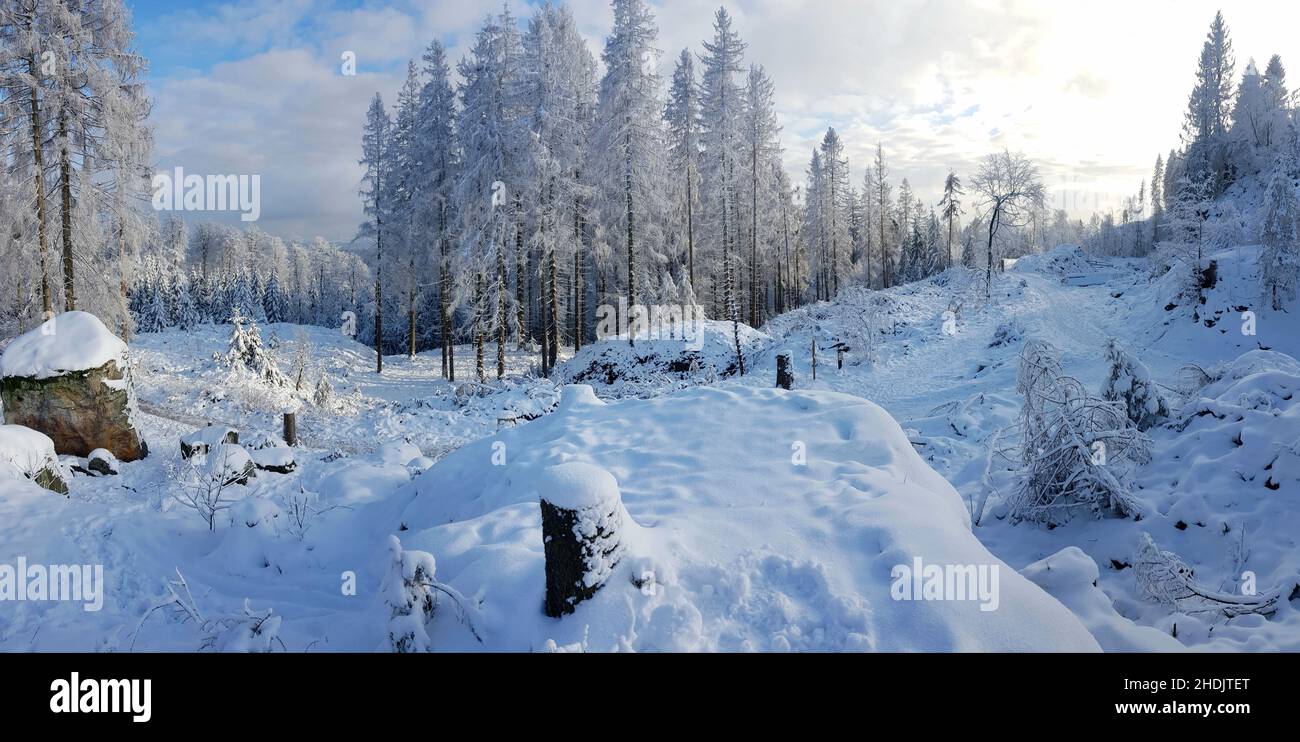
[{"left": 1101, "top": 339, "right": 1170, "bottom": 431}]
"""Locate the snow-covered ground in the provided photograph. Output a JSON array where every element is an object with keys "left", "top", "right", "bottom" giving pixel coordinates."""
[{"left": 1, "top": 245, "right": 1297, "bottom": 652}]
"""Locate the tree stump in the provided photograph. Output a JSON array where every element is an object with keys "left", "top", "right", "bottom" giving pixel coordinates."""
[
  {"left": 283, "top": 413, "right": 298, "bottom": 447},
  {"left": 776, "top": 354, "right": 794, "bottom": 390},
  {"left": 537, "top": 462, "right": 625, "bottom": 618}
]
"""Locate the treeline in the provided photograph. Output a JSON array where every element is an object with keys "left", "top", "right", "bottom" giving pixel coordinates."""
[
  {"left": 126, "top": 218, "right": 371, "bottom": 335},
  {"left": 1089, "top": 10, "right": 1299, "bottom": 280},
  {"left": 354, "top": 0, "right": 1062, "bottom": 380}
]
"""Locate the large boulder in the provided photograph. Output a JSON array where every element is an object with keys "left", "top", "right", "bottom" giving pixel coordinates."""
[
  {"left": 0, "top": 312, "right": 147, "bottom": 461},
  {"left": 0, "top": 424, "right": 71, "bottom": 495}
]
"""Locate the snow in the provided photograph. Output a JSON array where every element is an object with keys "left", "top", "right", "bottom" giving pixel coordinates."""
[
  {"left": 554, "top": 320, "right": 771, "bottom": 399},
  {"left": 1022, "top": 548, "right": 1185, "bottom": 652},
  {"left": 0, "top": 424, "right": 63, "bottom": 480},
  {"left": 0, "top": 243, "right": 1296, "bottom": 653},
  {"left": 250, "top": 446, "right": 296, "bottom": 472},
  {"left": 0, "top": 311, "right": 128, "bottom": 379},
  {"left": 535, "top": 461, "right": 620, "bottom": 510},
  {"left": 396, "top": 384, "right": 1099, "bottom": 651}
]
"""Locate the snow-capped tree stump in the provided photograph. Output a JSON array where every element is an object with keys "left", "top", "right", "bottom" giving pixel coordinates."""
[
  {"left": 537, "top": 462, "right": 626, "bottom": 618},
  {"left": 0, "top": 312, "right": 147, "bottom": 461},
  {"left": 776, "top": 354, "right": 794, "bottom": 390},
  {"left": 180, "top": 425, "right": 239, "bottom": 460}
]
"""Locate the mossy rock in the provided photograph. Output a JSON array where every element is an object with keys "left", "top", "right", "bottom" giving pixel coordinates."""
[{"left": 1, "top": 360, "right": 147, "bottom": 461}]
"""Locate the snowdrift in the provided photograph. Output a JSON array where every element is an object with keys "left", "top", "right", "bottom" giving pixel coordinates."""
[
  {"left": 1146, "top": 350, "right": 1300, "bottom": 613},
  {"left": 393, "top": 384, "right": 1100, "bottom": 652},
  {"left": 1012, "top": 244, "right": 1109, "bottom": 284},
  {"left": 552, "top": 320, "right": 771, "bottom": 398}
]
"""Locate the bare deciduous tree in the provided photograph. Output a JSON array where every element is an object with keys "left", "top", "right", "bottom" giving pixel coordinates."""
[{"left": 971, "top": 150, "right": 1045, "bottom": 297}]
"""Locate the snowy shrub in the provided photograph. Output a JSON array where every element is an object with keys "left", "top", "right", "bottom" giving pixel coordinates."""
[
  {"left": 381, "top": 535, "right": 481, "bottom": 652},
  {"left": 313, "top": 374, "right": 333, "bottom": 407},
  {"left": 131, "top": 570, "right": 284, "bottom": 652},
  {"left": 988, "top": 319, "right": 1024, "bottom": 348},
  {"left": 167, "top": 443, "right": 254, "bottom": 530},
  {"left": 1135, "top": 533, "right": 1278, "bottom": 620},
  {"left": 382, "top": 535, "right": 437, "bottom": 653},
  {"left": 1010, "top": 341, "right": 1150, "bottom": 524},
  {"left": 281, "top": 486, "right": 330, "bottom": 542},
  {"left": 290, "top": 330, "right": 313, "bottom": 392},
  {"left": 1101, "top": 339, "right": 1170, "bottom": 431}
]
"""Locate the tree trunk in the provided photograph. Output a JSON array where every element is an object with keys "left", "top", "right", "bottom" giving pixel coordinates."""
[
  {"left": 548, "top": 238, "right": 558, "bottom": 370},
  {"left": 497, "top": 239, "right": 506, "bottom": 380},
  {"left": 687, "top": 168, "right": 695, "bottom": 289},
  {"left": 58, "top": 108, "right": 76, "bottom": 311},
  {"left": 515, "top": 196, "right": 526, "bottom": 347},
  {"left": 625, "top": 129, "right": 636, "bottom": 348},
  {"left": 750, "top": 144, "right": 758, "bottom": 327},
  {"left": 408, "top": 258, "right": 416, "bottom": 360},
  {"left": 26, "top": 53, "right": 52, "bottom": 316},
  {"left": 985, "top": 205, "right": 1000, "bottom": 298},
  {"left": 375, "top": 235, "right": 383, "bottom": 374},
  {"left": 574, "top": 191, "right": 584, "bottom": 353},
  {"left": 475, "top": 273, "right": 485, "bottom": 381}
]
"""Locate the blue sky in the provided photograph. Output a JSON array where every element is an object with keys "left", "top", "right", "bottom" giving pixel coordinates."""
[{"left": 125, "top": 0, "right": 1300, "bottom": 243}]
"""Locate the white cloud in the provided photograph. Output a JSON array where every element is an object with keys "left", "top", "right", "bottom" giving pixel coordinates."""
[{"left": 143, "top": 0, "right": 1300, "bottom": 241}]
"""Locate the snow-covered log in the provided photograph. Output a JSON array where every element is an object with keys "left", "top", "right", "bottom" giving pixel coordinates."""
[{"left": 537, "top": 462, "right": 626, "bottom": 618}]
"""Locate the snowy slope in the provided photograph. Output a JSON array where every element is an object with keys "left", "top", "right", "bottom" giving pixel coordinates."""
[
  {"left": 0, "top": 243, "right": 1294, "bottom": 653},
  {"left": 391, "top": 384, "right": 1099, "bottom": 651}
]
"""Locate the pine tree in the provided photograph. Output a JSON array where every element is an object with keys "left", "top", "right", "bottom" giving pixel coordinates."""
[
  {"left": 415, "top": 40, "right": 458, "bottom": 380},
  {"left": 1150, "top": 155, "right": 1165, "bottom": 244},
  {"left": 925, "top": 210, "right": 943, "bottom": 277},
  {"left": 939, "top": 171, "right": 964, "bottom": 271},
  {"left": 591, "top": 0, "right": 671, "bottom": 349},
  {"left": 666, "top": 49, "right": 702, "bottom": 290},
  {"left": 263, "top": 274, "right": 285, "bottom": 324},
  {"left": 818, "top": 128, "right": 850, "bottom": 298},
  {"left": 742, "top": 64, "right": 781, "bottom": 326},
  {"left": 873, "top": 144, "right": 893, "bottom": 287},
  {"left": 699, "top": 6, "right": 747, "bottom": 340},
  {"left": 1102, "top": 339, "right": 1169, "bottom": 431},
  {"left": 1260, "top": 167, "right": 1299, "bottom": 311},
  {"left": 1162, "top": 171, "right": 1213, "bottom": 304},
  {"left": 313, "top": 374, "right": 333, "bottom": 407},
  {"left": 455, "top": 11, "right": 525, "bottom": 380},
  {"left": 358, "top": 94, "right": 392, "bottom": 373},
  {"left": 519, "top": 2, "right": 597, "bottom": 373}
]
